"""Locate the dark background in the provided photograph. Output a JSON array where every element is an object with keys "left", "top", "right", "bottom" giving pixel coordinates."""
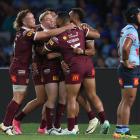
[
  {"left": 0, "top": 0, "right": 140, "bottom": 68},
  {"left": 0, "top": 68, "right": 140, "bottom": 124}
]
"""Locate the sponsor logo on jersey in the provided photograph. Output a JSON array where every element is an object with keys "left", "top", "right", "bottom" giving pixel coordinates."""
[
  {"left": 133, "top": 78, "right": 139, "bottom": 86},
  {"left": 63, "top": 36, "right": 67, "bottom": 40},
  {"left": 18, "top": 70, "right": 26, "bottom": 75},
  {"left": 67, "top": 38, "right": 79, "bottom": 44},
  {"left": 72, "top": 74, "right": 79, "bottom": 81},
  {"left": 53, "top": 75, "right": 59, "bottom": 81},
  {"left": 47, "top": 39, "right": 54, "bottom": 46},
  {"left": 68, "top": 32, "right": 78, "bottom": 38},
  {"left": 27, "top": 31, "right": 34, "bottom": 36},
  {"left": 118, "top": 78, "right": 123, "bottom": 86},
  {"left": 91, "top": 68, "right": 95, "bottom": 76},
  {"left": 11, "top": 75, "right": 17, "bottom": 83}
]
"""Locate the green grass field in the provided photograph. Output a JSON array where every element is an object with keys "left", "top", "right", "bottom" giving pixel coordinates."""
[{"left": 0, "top": 123, "right": 140, "bottom": 140}]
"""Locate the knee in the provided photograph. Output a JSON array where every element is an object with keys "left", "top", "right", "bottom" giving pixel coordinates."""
[
  {"left": 124, "top": 95, "right": 136, "bottom": 107},
  {"left": 58, "top": 100, "right": 66, "bottom": 105},
  {"left": 87, "top": 92, "right": 97, "bottom": 99},
  {"left": 58, "top": 96, "right": 66, "bottom": 105},
  {"left": 13, "top": 94, "right": 25, "bottom": 105}
]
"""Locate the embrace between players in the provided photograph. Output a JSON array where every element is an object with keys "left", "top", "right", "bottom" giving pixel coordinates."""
[
  {"left": 0, "top": 8, "right": 110, "bottom": 136},
  {"left": 2, "top": 6, "right": 140, "bottom": 138}
]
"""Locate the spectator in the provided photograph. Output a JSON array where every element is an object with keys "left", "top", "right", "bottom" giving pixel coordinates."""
[{"left": 0, "top": 0, "right": 140, "bottom": 67}]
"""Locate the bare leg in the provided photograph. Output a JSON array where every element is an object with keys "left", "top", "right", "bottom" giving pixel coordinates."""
[
  {"left": 83, "top": 78, "right": 104, "bottom": 114},
  {"left": 66, "top": 84, "right": 81, "bottom": 131},
  {"left": 118, "top": 88, "right": 137, "bottom": 125},
  {"left": 54, "top": 81, "right": 66, "bottom": 128},
  {"left": 45, "top": 83, "right": 58, "bottom": 130},
  {"left": 22, "top": 85, "right": 46, "bottom": 114}
]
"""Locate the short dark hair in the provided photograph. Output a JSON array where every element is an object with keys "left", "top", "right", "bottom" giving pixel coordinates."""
[
  {"left": 124, "top": 7, "right": 140, "bottom": 24},
  {"left": 13, "top": 9, "right": 31, "bottom": 30},
  {"left": 71, "top": 8, "right": 85, "bottom": 20},
  {"left": 57, "top": 12, "right": 70, "bottom": 23}
]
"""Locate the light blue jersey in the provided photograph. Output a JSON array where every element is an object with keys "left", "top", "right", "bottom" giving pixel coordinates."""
[{"left": 118, "top": 24, "right": 140, "bottom": 65}]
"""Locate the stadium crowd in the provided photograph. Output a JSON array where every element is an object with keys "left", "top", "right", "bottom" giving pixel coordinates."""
[{"left": 0, "top": 0, "right": 139, "bottom": 68}]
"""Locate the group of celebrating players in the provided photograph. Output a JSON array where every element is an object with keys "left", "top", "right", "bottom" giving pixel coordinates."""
[
  {"left": 0, "top": 6, "right": 140, "bottom": 139},
  {"left": 0, "top": 7, "right": 110, "bottom": 136}
]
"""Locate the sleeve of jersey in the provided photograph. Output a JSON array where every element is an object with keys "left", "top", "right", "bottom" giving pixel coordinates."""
[
  {"left": 45, "top": 37, "right": 59, "bottom": 52},
  {"left": 25, "top": 30, "right": 36, "bottom": 40},
  {"left": 126, "top": 30, "right": 137, "bottom": 42}
]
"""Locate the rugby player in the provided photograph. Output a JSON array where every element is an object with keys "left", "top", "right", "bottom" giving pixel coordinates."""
[
  {"left": 63, "top": 8, "right": 109, "bottom": 134},
  {"left": 113, "top": 7, "right": 140, "bottom": 139},
  {"left": 12, "top": 10, "right": 67, "bottom": 135},
  {"left": 44, "top": 12, "right": 109, "bottom": 135},
  {"left": 0, "top": 9, "right": 75, "bottom": 135}
]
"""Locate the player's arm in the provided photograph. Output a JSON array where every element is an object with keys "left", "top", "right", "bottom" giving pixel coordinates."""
[
  {"left": 84, "top": 40, "right": 96, "bottom": 56},
  {"left": 34, "top": 23, "right": 76, "bottom": 40},
  {"left": 42, "top": 37, "right": 59, "bottom": 54},
  {"left": 122, "top": 37, "right": 135, "bottom": 68},
  {"left": 86, "top": 28, "right": 100, "bottom": 39},
  {"left": 73, "top": 40, "right": 95, "bottom": 56},
  {"left": 81, "top": 23, "right": 100, "bottom": 39},
  {"left": 35, "top": 45, "right": 61, "bottom": 59}
]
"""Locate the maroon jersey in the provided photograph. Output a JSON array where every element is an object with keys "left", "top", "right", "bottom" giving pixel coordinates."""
[
  {"left": 9, "top": 27, "right": 36, "bottom": 85},
  {"left": 13, "top": 27, "right": 35, "bottom": 66},
  {"left": 32, "top": 25, "right": 46, "bottom": 64},
  {"left": 32, "top": 25, "right": 64, "bottom": 84},
  {"left": 46, "top": 27, "right": 89, "bottom": 65},
  {"left": 33, "top": 25, "right": 60, "bottom": 65},
  {"left": 46, "top": 26, "right": 95, "bottom": 84}
]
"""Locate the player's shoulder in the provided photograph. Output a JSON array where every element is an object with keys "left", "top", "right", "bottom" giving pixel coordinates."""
[
  {"left": 122, "top": 25, "right": 138, "bottom": 41},
  {"left": 123, "top": 25, "right": 137, "bottom": 33},
  {"left": 70, "top": 26, "right": 86, "bottom": 35},
  {"left": 46, "top": 36, "right": 59, "bottom": 47},
  {"left": 16, "top": 29, "right": 23, "bottom": 36},
  {"left": 21, "top": 28, "right": 35, "bottom": 40}
]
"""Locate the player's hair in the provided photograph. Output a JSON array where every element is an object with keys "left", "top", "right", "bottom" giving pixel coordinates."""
[
  {"left": 39, "top": 8, "right": 57, "bottom": 23},
  {"left": 124, "top": 7, "right": 140, "bottom": 25},
  {"left": 71, "top": 8, "right": 85, "bottom": 21},
  {"left": 43, "top": 8, "right": 57, "bottom": 13},
  {"left": 13, "top": 9, "right": 31, "bottom": 31},
  {"left": 39, "top": 11, "right": 52, "bottom": 22},
  {"left": 57, "top": 12, "right": 70, "bottom": 24}
]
